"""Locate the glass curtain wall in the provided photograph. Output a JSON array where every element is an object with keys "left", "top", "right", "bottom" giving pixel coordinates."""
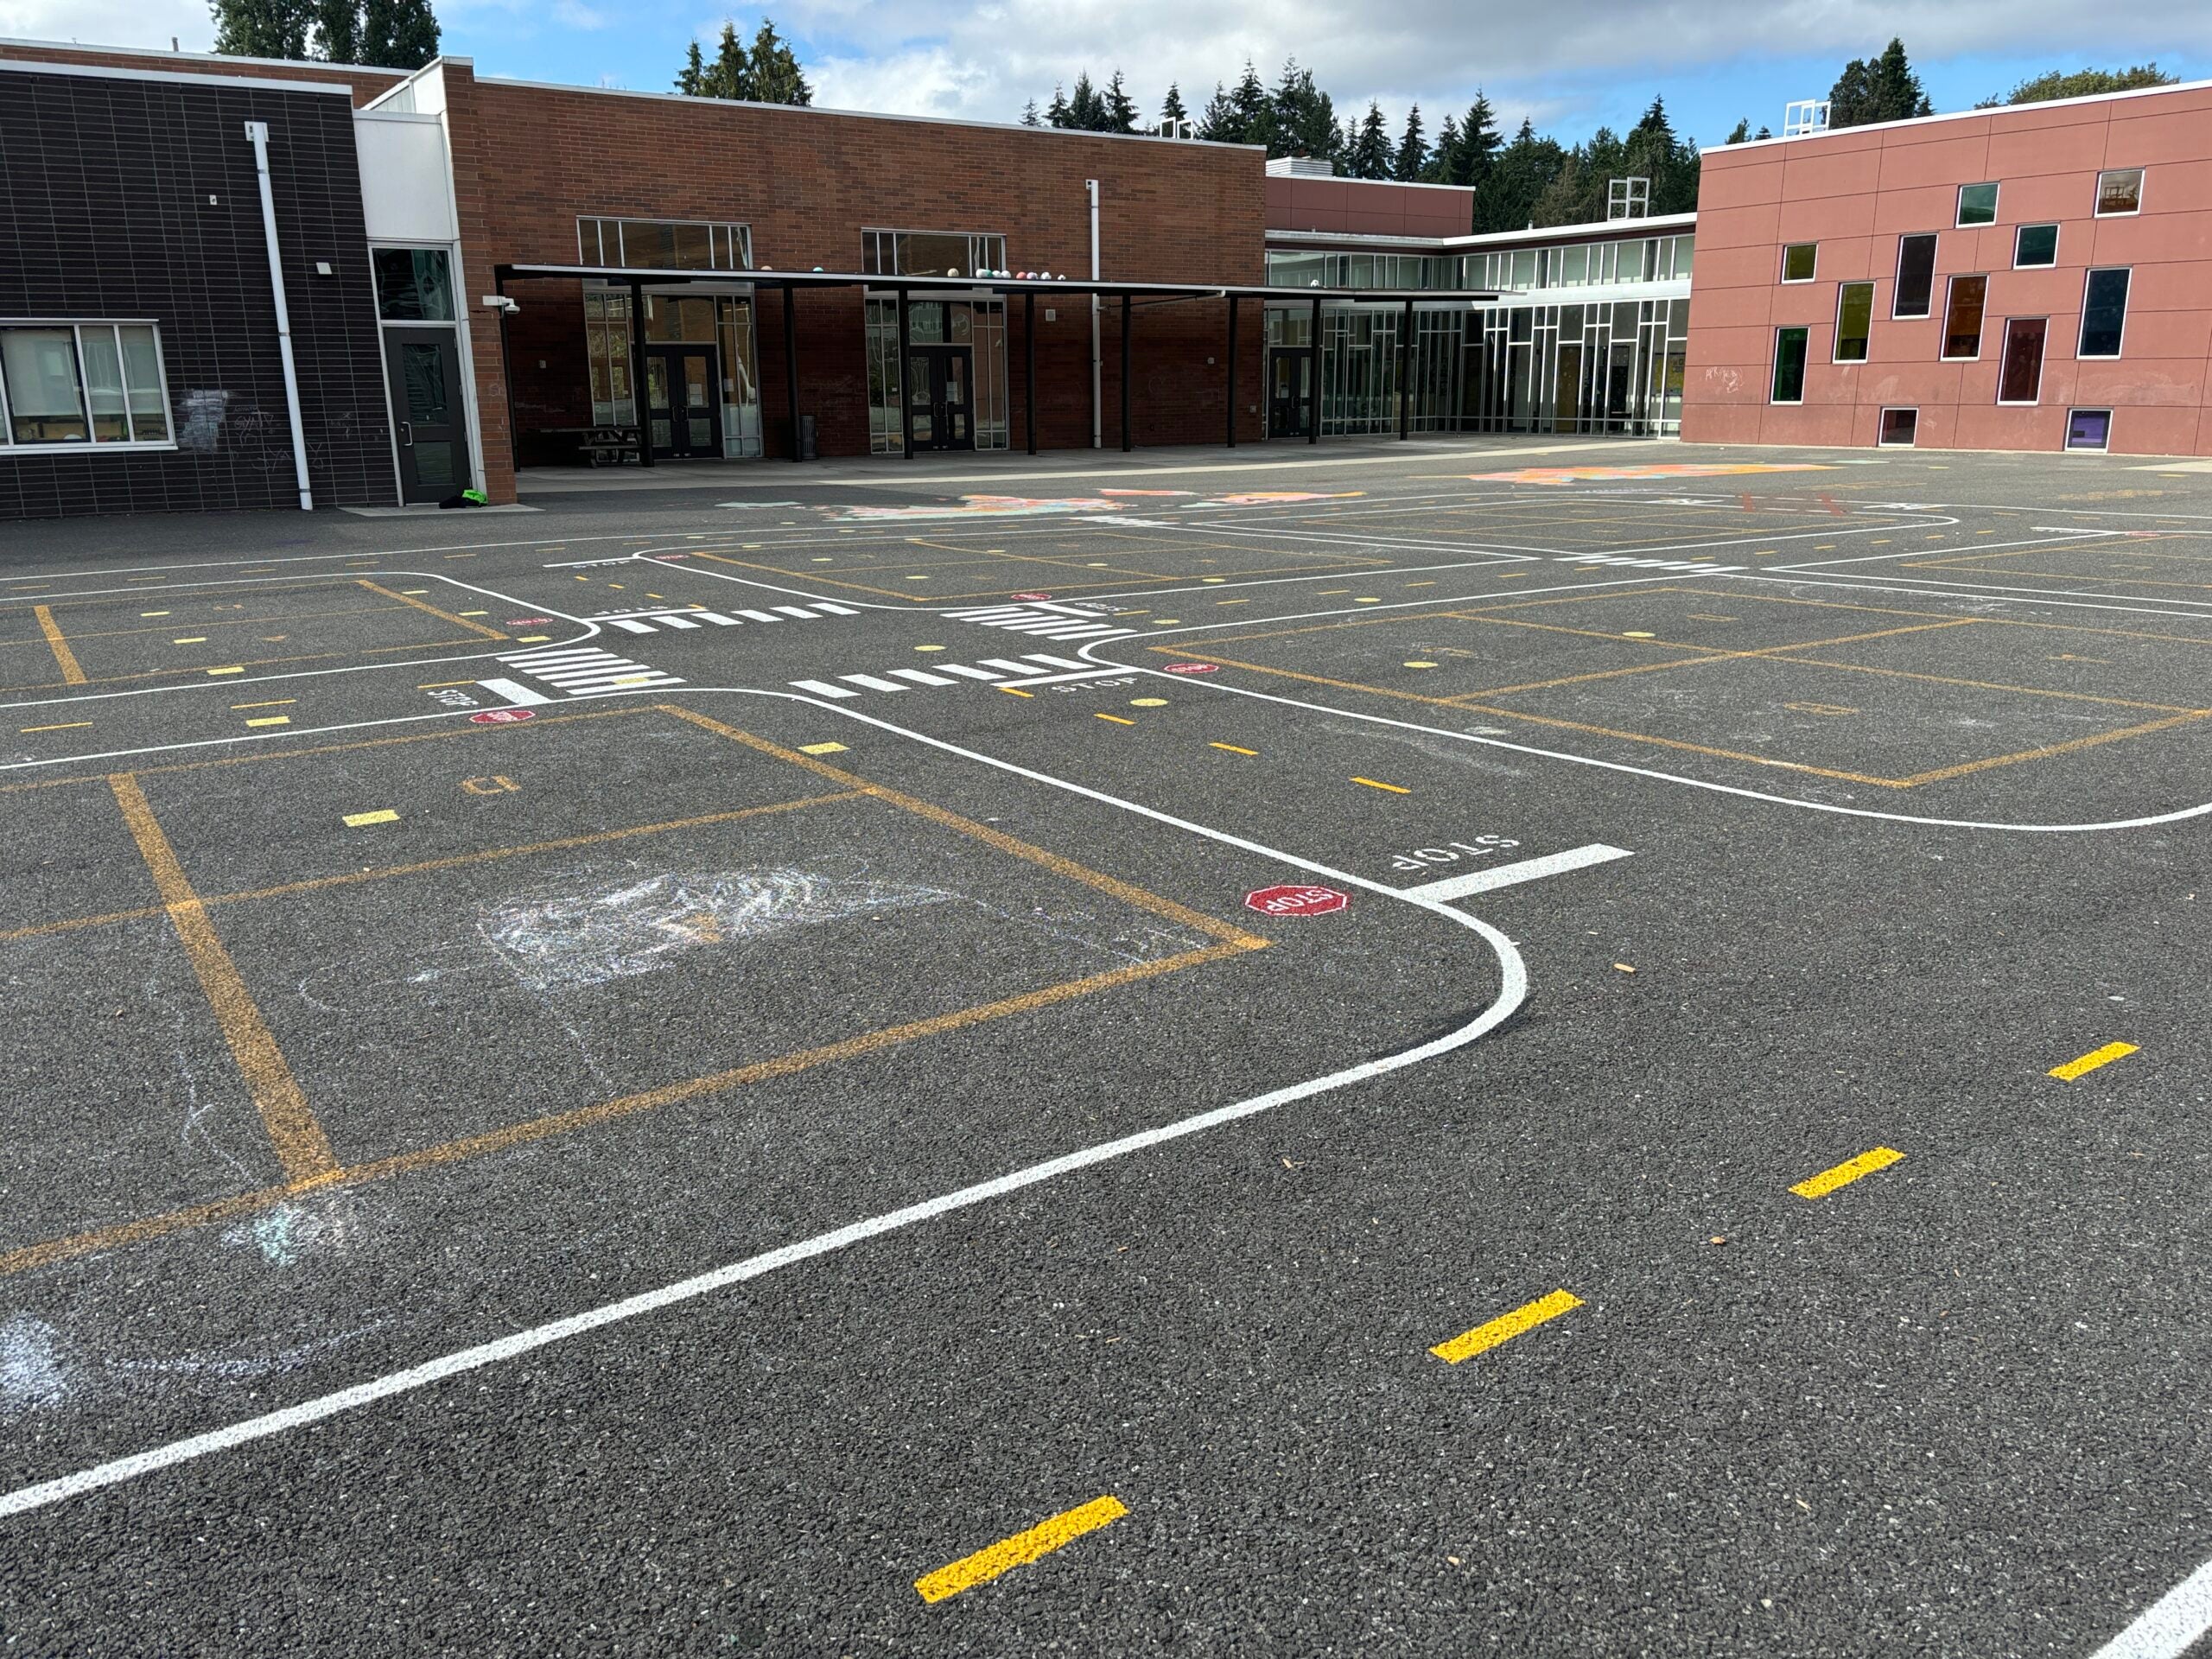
[
  {"left": 861, "top": 229, "right": 1012, "bottom": 455},
  {"left": 583, "top": 289, "right": 762, "bottom": 457}
]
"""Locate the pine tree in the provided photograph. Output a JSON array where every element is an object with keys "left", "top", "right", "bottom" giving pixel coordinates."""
[
  {"left": 1229, "top": 60, "right": 1274, "bottom": 151},
  {"left": 676, "top": 39, "right": 706, "bottom": 95},
  {"left": 211, "top": 0, "right": 314, "bottom": 59},
  {"left": 1269, "top": 59, "right": 1336, "bottom": 161},
  {"left": 1829, "top": 37, "right": 1933, "bottom": 127},
  {"left": 1160, "top": 82, "right": 1187, "bottom": 130},
  {"left": 747, "top": 19, "right": 810, "bottom": 105},
  {"left": 1453, "top": 93, "right": 1500, "bottom": 194},
  {"left": 1426, "top": 112, "right": 1460, "bottom": 183},
  {"left": 1347, "top": 101, "right": 1393, "bottom": 179},
  {"left": 1394, "top": 103, "right": 1427, "bottom": 181},
  {"left": 1103, "top": 68, "right": 1139, "bottom": 134},
  {"left": 313, "top": 0, "right": 359, "bottom": 61},
  {"left": 1046, "top": 83, "right": 1071, "bottom": 128},
  {"left": 1478, "top": 118, "right": 1564, "bottom": 232},
  {"left": 1197, "top": 80, "right": 1236, "bottom": 142},
  {"left": 1020, "top": 97, "right": 1040, "bottom": 127},
  {"left": 1724, "top": 117, "right": 1751, "bottom": 144},
  {"left": 360, "top": 0, "right": 437, "bottom": 67},
  {"left": 701, "top": 20, "right": 747, "bottom": 99},
  {"left": 1067, "top": 72, "right": 1100, "bottom": 130}
]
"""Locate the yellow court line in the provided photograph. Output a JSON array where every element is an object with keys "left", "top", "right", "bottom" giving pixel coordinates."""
[
  {"left": 1000, "top": 685, "right": 1035, "bottom": 697},
  {"left": 915, "top": 1496, "right": 1128, "bottom": 1604},
  {"left": 357, "top": 579, "right": 509, "bottom": 640},
  {"left": 1431, "top": 1289, "right": 1583, "bottom": 1364},
  {"left": 1096, "top": 713, "right": 1137, "bottom": 725},
  {"left": 108, "top": 775, "right": 338, "bottom": 1184},
  {"left": 1790, "top": 1146, "right": 1904, "bottom": 1199},
  {"left": 2050, "top": 1041, "right": 2139, "bottom": 1081},
  {"left": 21, "top": 721, "right": 92, "bottom": 733},
  {"left": 232, "top": 699, "right": 296, "bottom": 709},
  {"left": 33, "top": 605, "right": 86, "bottom": 685},
  {"left": 1210, "top": 742, "right": 1257, "bottom": 754},
  {"left": 1352, "top": 776, "right": 1409, "bottom": 793}
]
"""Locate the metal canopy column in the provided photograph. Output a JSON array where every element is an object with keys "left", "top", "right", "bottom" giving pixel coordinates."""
[
  {"left": 1119, "top": 294, "right": 1133, "bottom": 453},
  {"left": 1307, "top": 293, "right": 1321, "bottom": 445},
  {"left": 1398, "top": 296, "right": 1414, "bottom": 441},
  {"left": 1024, "top": 290, "right": 1038, "bottom": 456},
  {"left": 782, "top": 283, "right": 802, "bottom": 461},
  {"left": 896, "top": 286, "right": 913, "bottom": 461},
  {"left": 1225, "top": 295, "right": 1238, "bottom": 448},
  {"left": 628, "top": 279, "right": 652, "bottom": 468}
]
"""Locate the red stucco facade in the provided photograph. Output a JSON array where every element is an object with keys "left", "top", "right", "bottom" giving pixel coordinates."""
[{"left": 1682, "top": 82, "right": 2212, "bottom": 456}]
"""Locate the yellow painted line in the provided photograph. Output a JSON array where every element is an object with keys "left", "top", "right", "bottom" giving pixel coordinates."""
[
  {"left": 1405, "top": 581, "right": 1437, "bottom": 587},
  {"left": 417, "top": 680, "right": 475, "bottom": 690},
  {"left": 516, "top": 635, "right": 551, "bottom": 644},
  {"left": 1001, "top": 685, "right": 1034, "bottom": 697},
  {"left": 799, "top": 741, "right": 848, "bottom": 754},
  {"left": 140, "top": 611, "right": 169, "bottom": 617},
  {"left": 22, "top": 721, "right": 92, "bottom": 733},
  {"left": 459, "top": 610, "right": 490, "bottom": 617},
  {"left": 206, "top": 666, "right": 245, "bottom": 676},
  {"left": 359, "top": 579, "right": 507, "bottom": 640},
  {"left": 232, "top": 699, "right": 295, "bottom": 709},
  {"left": 33, "top": 606, "right": 88, "bottom": 685},
  {"left": 343, "top": 809, "right": 399, "bottom": 827},
  {"left": 1352, "top": 776, "right": 1409, "bottom": 793},
  {"left": 1096, "top": 713, "right": 1136, "bottom": 725},
  {"left": 245, "top": 715, "right": 290, "bottom": 728},
  {"left": 109, "top": 774, "right": 337, "bottom": 1184},
  {"left": 1790, "top": 1146, "right": 1904, "bottom": 1199},
  {"left": 1210, "top": 742, "right": 1257, "bottom": 754},
  {"left": 1431, "top": 1289, "right": 1582, "bottom": 1365},
  {"left": 2050, "top": 1041, "right": 2139, "bottom": 1081},
  {"left": 401, "top": 588, "right": 429, "bottom": 595},
  {"left": 172, "top": 636, "right": 208, "bottom": 645},
  {"left": 914, "top": 1495, "right": 1128, "bottom": 1604},
  {"left": 1130, "top": 697, "right": 1167, "bottom": 708},
  {"left": 1215, "top": 598, "right": 1249, "bottom": 606}
]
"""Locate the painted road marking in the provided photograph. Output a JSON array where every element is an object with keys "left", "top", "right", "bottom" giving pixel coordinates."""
[
  {"left": 498, "top": 645, "right": 683, "bottom": 696},
  {"left": 944, "top": 605, "right": 1136, "bottom": 644},
  {"left": 798, "top": 742, "right": 848, "bottom": 754},
  {"left": 1431, "top": 1289, "right": 1582, "bottom": 1364},
  {"left": 2050, "top": 1041, "right": 2139, "bottom": 1081},
  {"left": 793, "top": 655, "right": 1118, "bottom": 699},
  {"left": 206, "top": 666, "right": 245, "bottom": 676},
  {"left": 1211, "top": 742, "right": 1257, "bottom": 754},
  {"left": 476, "top": 677, "right": 553, "bottom": 707},
  {"left": 889, "top": 668, "right": 958, "bottom": 686},
  {"left": 2089, "top": 1555, "right": 2212, "bottom": 1659},
  {"left": 1353, "top": 777, "right": 1410, "bottom": 793},
  {"left": 790, "top": 679, "right": 858, "bottom": 699},
  {"left": 342, "top": 810, "right": 400, "bottom": 828},
  {"left": 1096, "top": 713, "right": 1136, "bottom": 725},
  {"left": 21, "top": 721, "right": 92, "bottom": 733},
  {"left": 245, "top": 716, "right": 290, "bottom": 728},
  {"left": 1790, "top": 1147, "right": 1904, "bottom": 1200},
  {"left": 1404, "top": 843, "right": 1633, "bottom": 903},
  {"left": 914, "top": 1496, "right": 1128, "bottom": 1604},
  {"left": 839, "top": 673, "right": 909, "bottom": 692},
  {"left": 32, "top": 607, "right": 87, "bottom": 685}
]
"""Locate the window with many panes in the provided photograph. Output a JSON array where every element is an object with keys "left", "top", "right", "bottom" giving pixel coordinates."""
[
  {"left": 0, "top": 323, "right": 172, "bottom": 448},
  {"left": 2095, "top": 168, "right": 2143, "bottom": 216},
  {"left": 2080, "top": 268, "right": 2131, "bottom": 357},
  {"left": 861, "top": 229, "right": 1007, "bottom": 279},
  {"left": 1781, "top": 243, "right": 1817, "bottom": 283},
  {"left": 1834, "top": 283, "right": 1874, "bottom": 362},
  {"left": 2013, "top": 225, "right": 2058, "bottom": 268},
  {"left": 1894, "top": 234, "right": 1937, "bottom": 318},
  {"left": 1771, "top": 327, "right": 1809, "bottom": 402},
  {"left": 1957, "top": 182, "right": 1999, "bottom": 226},
  {"left": 576, "top": 218, "right": 752, "bottom": 270},
  {"left": 1942, "top": 275, "right": 1987, "bottom": 359}
]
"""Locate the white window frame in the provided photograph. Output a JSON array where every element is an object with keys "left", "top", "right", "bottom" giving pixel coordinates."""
[
  {"left": 2012, "top": 223, "right": 2059, "bottom": 268},
  {"left": 1877, "top": 406, "right": 1917, "bottom": 447},
  {"left": 1780, "top": 242, "right": 1817, "bottom": 283},
  {"left": 1770, "top": 326, "right": 1809, "bottom": 404},
  {"left": 2066, "top": 408, "right": 2113, "bottom": 453},
  {"left": 2094, "top": 168, "right": 2144, "bottom": 219},
  {"left": 576, "top": 217, "right": 752, "bottom": 270},
  {"left": 1940, "top": 275, "right": 1988, "bottom": 362},
  {"left": 1833, "top": 281, "right": 1874, "bottom": 363},
  {"left": 1956, "top": 182, "right": 1999, "bottom": 227},
  {"left": 2078, "top": 267, "right": 2131, "bottom": 359},
  {"left": 0, "top": 320, "right": 176, "bottom": 453},
  {"left": 1997, "top": 316, "right": 2049, "bottom": 407},
  {"left": 1892, "top": 232, "right": 1938, "bottom": 320}
]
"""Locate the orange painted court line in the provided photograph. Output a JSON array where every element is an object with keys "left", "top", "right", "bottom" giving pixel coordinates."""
[
  {"left": 33, "top": 606, "right": 86, "bottom": 684},
  {"left": 357, "top": 579, "right": 509, "bottom": 640}
]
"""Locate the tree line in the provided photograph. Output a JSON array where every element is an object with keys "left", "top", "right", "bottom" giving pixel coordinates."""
[
  {"left": 673, "top": 18, "right": 811, "bottom": 105},
  {"left": 210, "top": 0, "right": 440, "bottom": 68}
]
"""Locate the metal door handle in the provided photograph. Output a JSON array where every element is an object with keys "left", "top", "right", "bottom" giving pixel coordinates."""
[{"left": 398, "top": 421, "right": 415, "bottom": 448}]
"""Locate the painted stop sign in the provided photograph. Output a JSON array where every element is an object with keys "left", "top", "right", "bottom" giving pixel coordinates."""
[
  {"left": 469, "top": 708, "right": 535, "bottom": 724},
  {"left": 1160, "top": 662, "right": 1218, "bottom": 675},
  {"left": 1246, "top": 883, "right": 1348, "bottom": 918},
  {"left": 1012, "top": 590, "right": 1052, "bottom": 601}
]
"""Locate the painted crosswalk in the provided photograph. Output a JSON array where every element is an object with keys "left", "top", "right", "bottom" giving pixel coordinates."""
[
  {"left": 943, "top": 603, "right": 1137, "bottom": 643},
  {"left": 480, "top": 644, "right": 684, "bottom": 702},
  {"left": 595, "top": 601, "right": 858, "bottom": 633},
  {"left": 1554, "top": 554, "right": 1746, "bottom": 575},
  {"left": 790, "top": 652, "right": 1120, "bottom": 700}
]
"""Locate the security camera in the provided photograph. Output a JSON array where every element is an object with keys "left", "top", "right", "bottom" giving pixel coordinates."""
[{"left": 481, "top": 295, "right": 521, "bottom": 315}]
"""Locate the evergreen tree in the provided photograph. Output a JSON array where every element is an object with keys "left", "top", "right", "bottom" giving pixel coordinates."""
[
  {"left": 1755, "top": 124, "right": 1771, "bottom": 139},
  {"left": 1477, "top": 118, "right": 1565, "bottom": 231},
  {"left": 211, "top": 0, "right": 313, "bottom": 60},
  {"left": 746, "top": 19, "right": 810, "bottom": 105},
  {"left": 702, "top": 20, "right": 747, "bottom": 99},
  {"left": 2001, "top": 63, "right": 2174, "bottom": 104},
  {"left": 1452, "top": 93, "right": 1501, "bottom": 194},
  {"left": 1020, "top": 97, "right": 1040, "bottom": 126},
  {"left": 1196, "top": 80, "right": 1236, "bottom": 142},
  {"left": 1067, "top": 72, "right": 1101, "bottom": 130},
  {"left": 1828, "top": 37, "right": 1933, "bottom": 127},
  {"left": 1046, "top": 83, "right": 1072, "bottom": 128},
  {"left": 360, "top": 0, "right": 437, "bottom": 67},
  {"left": 1426, "top": 112, "right": 1460, "bottom": 184},
  {"left": 1229, "top": 60, "right": 1274, "bottom": 150},
  {"left": 1394, "top": 103, "right": 1427, "bottom": 181},
  {"left": 1103, "top": 68, "right": 1140, "bottom": 134},
  {"left": 1346, "top": 100, "right": 1394, "bottom": 179},
  {"left": 676, "top": 39, "right": 706, "bottom": 96},
  {"left": 313, "top": 0, "right": 359, "bottom": 62},
  {"left": 1160, "top": 82, "right": 1188, "bottom": 130},
  {"left": 1724, "top": 117, "right": 1751, "bottom": 144},
  {"left": 1269, "top": 59, "right": 1337, "bottom": 161}
]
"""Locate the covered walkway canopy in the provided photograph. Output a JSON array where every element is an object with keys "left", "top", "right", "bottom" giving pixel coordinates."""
[{"left": 491, "top": 263, "right": 1504, "bottom": 464}]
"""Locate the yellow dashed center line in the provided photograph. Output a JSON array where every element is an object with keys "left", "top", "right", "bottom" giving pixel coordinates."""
[
  {"left": 914, "top": 1496, "right": 1128, "bottom": 1604},
  {"left": 1352, "top": 776, "right": 1409, "bottom": 793},
  {"left": 1210, "top": 742, "right": 1256, "bottom": 755},
  {"left": 1790, "top": 1146, "right": 1905, "bottom": 1199},
  {"left": 1096, "top": 713, "right": 1136, "bottom": 725},
  {"left": 1431, "top": 1289, "right": 1582, "bottom": 1364},
  {"left": 21, "top": 721, "right": 92, "bottom": 733},
  {"left": 2050, "top": 1041, "right": 2138, "bottom": 1081}
]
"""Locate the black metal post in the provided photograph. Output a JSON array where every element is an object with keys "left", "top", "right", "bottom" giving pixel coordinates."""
[
  {"left": 896, "top": 287, "right": 913, "bottom": 461},
  {"left": 628, "top": 280, "right": 652, "bottom": 468},
  {"left": 1307, "top": 293, "right": 1321, "bottom": 445},
  {"left": 1024, "top": 290, "right": 1038, "bottom": 456},
  {"left": 1398, "top": 296, "right": 1414, "bottom": 441},
  {"left": 495, "top": 273, "right": 519, "bottom": 478},
  {"left": 782, "top": 283, "right": 802, "bottom": 461},
  {"left": 1225, "top": 295, "right": 1237, "bottom": 448},
  {"left": 1119, "top": 294, "right": 1133, "bottom": 454}
]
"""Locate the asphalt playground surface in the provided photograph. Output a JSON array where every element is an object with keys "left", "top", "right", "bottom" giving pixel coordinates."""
[{"left": 1, "top": 435, "right": 2208, "bottom": 1656}]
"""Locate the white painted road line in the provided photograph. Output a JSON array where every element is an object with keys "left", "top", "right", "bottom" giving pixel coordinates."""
[
  {"left": 789, "top": 679, "right": 857, "bottom": 698},
  {"left": 1020, "top": 652, "right": 1091, "bottom": 671},
  {"left": 888, "top": 668, "right": 957, "bottom": 686},
  {"left": 771, "top": 605, "right": 817, "bottom": 620},
  {"left": 657, "top": 613, "right": 702, "bottom": 629},
  {"left": 1403, "top": 843, "right": 1633, "bottom": 903},
  {"left": 837, "top": 672, "right": 908, "bottom": 692},
  {"left": 609, "top": 618, "right": 657, "bottom": 634},
  {"left": 936, "top": 663, "right": 1007, "bottom": 681},
  {"left": 978, "top": 657, "right": 1053, "bottom": 677},
  {"left": 2090, "top": 1558, "right": 2212, "bottom": 1659},
  {"left": 737, "top": 609, "right": 782, "bottom": 622},
  {"left": 475, "top": 677, "right": 551, "bottom": 706}
]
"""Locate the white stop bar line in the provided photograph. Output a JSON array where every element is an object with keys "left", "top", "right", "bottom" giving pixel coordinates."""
[{"left": 2090, "top": 1558, "right": 2212, "bottom": 1659}]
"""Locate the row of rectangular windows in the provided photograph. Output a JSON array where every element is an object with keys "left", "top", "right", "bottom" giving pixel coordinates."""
[
  {"left": 0, "top": 323, "right": 173, "bottom": 450},
  {"left": 1781, "top": 167, "right": 2145, "bottom": 290},
  {"left": 1871, "top": 406, "right": 2115, "bottom": 450}
]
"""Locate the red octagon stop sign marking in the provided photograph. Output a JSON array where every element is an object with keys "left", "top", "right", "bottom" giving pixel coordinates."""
[
  {"left": 469, "top": 708, "right": 535, "bottom": 725},
  {"left": 1011, "top": 590, "right": 1052, "bottom": 601},
  {"left": 1160, "top": 662, "right": 1218, "bottom": 676},
  {"left": 1246, "top": 883, "right": 1348, "bottom": 918}
]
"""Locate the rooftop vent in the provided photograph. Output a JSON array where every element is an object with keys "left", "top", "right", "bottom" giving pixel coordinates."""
[{"left": 1266, "top": 155, "right": 1336, "bottom": 177}]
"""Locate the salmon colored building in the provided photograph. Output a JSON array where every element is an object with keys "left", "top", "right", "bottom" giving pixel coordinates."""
[{"left": 1682, "top": 78, "right": 2212, "bottom": 457}]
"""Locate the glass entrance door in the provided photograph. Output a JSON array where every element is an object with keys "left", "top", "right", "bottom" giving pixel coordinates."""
[
  {"left": 382, "top": 327, "right": 471, "bottom": 504},
  {"left": 905, "top": 346, "right": 974, "bottom": 451},
  {"left": 644, "top": 346, "right": 722, "bottom": 458},
  {"left": 1268, "top": 350, "right": 1313, "bottom": 437}
]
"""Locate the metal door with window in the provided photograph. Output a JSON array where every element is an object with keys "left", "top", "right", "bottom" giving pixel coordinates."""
[
  {"left": 906, "top": 347, "right": 974, "bottom": 451},
  {"left": 645, "top": 346, "right": 722, "bottom": 458},
  {"left": 383, "top": 327, "right": 470, "bottom": 504},
  {"left": 1268, "top": 349, "right": 1313, "bottom": 438}
]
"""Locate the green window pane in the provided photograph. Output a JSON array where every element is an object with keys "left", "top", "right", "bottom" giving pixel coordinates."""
[
  {"left": 1771, "top": 327, "right": 1808, "bottom": 402},
  {"left": 1834, "top": 283, "right": 1873, "bottom": 362},
  {"left": 2014, "top": 225, "right": 2058, "bottom": 267},
  {"left": 1957, "top": 182, "right": 1999, "bottom": 226},
  {"left": 78, "top": 327, "right": 130, "bottom": 441}
]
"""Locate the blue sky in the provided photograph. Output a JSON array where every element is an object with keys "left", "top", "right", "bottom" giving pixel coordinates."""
[{"left": 10, "top": 0, "right": 2209, "bottom": 149}]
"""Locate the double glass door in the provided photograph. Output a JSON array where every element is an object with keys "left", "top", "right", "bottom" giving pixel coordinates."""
[
  {"left": 1268, "top": 349, "right": 1313, "bottom": 438},
  {"left": 644, "top": 346, "right": 722, "bottom": 458},
  {"left": 906, "top": 346, "right": 972, "bottom": 450},
  {"left": 383, "top": 327, "right": 471, "bottom": 504}
]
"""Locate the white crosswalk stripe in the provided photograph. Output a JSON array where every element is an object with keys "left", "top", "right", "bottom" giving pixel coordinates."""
[
  {"left": 944, "top": 603, "right": 1136, "bottom": 643},
  {"left": 497, "top": 644, "right": 683, "bottom": 696},
  {"left": 585, "top": 601, "right": 855, "bottom": 632},
  {"left": 1554, "top": 554, "right": 1746, "bottom": 575},
  {"left": 789, "top": 652, "right": 1128, "bottom": 701}
]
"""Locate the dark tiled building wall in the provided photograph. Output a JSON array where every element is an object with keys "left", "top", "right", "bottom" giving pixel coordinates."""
[{"left": 0, "top": 70, "right": 395, "bottom": 519}]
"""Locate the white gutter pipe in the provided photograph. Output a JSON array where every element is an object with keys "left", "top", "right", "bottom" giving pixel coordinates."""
[
  {"left": 243, "top": 120, "right": 314, "bottom": 511},
  {"left": 1087, "top": 178, "right": 1102, "bottom": 449}
]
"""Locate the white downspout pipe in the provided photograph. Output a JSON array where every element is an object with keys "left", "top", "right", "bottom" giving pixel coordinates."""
[
  {"left": 1087, "top": 178, "right": 1102, "bottom": 449},
  {"left": 244, "top": 120, "right": 314, "bottom": 511}
]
